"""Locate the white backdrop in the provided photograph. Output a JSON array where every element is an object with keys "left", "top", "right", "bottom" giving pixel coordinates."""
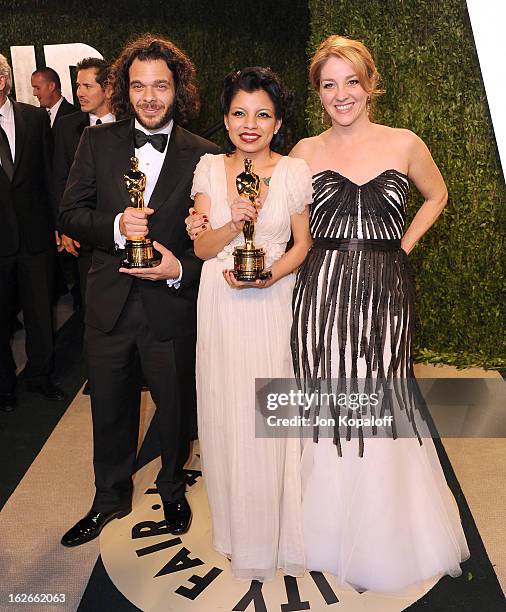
[
  {"left": 11, "top": 43, "right": 102, "bottom": 105},
  {"left": 466, "top": 0, "right": 506, "bottom": 176}
]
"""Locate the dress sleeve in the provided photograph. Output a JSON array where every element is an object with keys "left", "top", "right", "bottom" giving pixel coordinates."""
[
  {"left": 286, "top": 157, "right": 314, "bottom": 215},
  {"left": 190, "top": 153, "right": 213, "bottom": 200}
]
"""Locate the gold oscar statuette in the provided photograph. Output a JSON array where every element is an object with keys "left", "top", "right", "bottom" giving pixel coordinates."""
[
  {"left": 120, "top": 156, "right": 161, "bottom": 268},
  {"left": 233, "top": 158, "right": 272, "bottom": 281}
]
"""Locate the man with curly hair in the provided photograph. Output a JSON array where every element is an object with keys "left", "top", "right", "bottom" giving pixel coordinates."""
[{"left": 59, "top": 34, "right": 219, "bottom": 547}]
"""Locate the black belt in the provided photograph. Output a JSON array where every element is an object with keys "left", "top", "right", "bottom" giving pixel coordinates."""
[{"left": 312, "top": 238, "right": 401, "bottom": 251}]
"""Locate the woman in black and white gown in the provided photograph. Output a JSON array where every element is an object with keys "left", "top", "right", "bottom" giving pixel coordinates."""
[{"left": 290, "top": 35, "right": 469, "bottom": 593}]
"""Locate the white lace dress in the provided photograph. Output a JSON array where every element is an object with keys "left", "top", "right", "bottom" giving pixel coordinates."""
[{"left": 191, "top": 153, "right": 313, "bottom": 581}]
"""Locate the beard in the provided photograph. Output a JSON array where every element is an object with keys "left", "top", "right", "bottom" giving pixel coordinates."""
[{"left": 134, "top": 102, "right": 174, "bottom": 131}]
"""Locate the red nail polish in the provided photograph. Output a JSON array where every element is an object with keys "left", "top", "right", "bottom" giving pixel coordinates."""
[{"left": 202, "top": 224, "right": 207, "bottom": 229}]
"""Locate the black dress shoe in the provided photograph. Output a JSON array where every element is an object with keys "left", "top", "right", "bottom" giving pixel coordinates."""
[
  {"left": 61, "top": 508, "right": 131, "bottom": 547},
  {"left": 26, "top": 381, "right": 65, "bottom": 401},
  {"left": 0, "top": 393, "right": 16, "bottom": 412},
  {"left": 163, "top": 496, "right": 192, "bottom": 535}
]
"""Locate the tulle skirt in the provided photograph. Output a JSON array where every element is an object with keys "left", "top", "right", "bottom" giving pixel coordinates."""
[
  {"left": 293, "top": 245, "right": 469, "bottom": 592},
  {"left": 301, "top": 435, "right": 469, "bottom": 592}
]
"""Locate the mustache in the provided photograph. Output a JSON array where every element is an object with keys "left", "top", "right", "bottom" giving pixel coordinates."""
[
  {"left": 134, "top": 102, "right": 174, "bottom": 130},
  {"left": 138, "top": 103, "right": 163, "bottom": 111}
]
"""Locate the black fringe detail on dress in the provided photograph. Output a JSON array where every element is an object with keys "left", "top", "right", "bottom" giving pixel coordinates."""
[{"left": 291, "top": 170, "right": 427, "bottom": 456}]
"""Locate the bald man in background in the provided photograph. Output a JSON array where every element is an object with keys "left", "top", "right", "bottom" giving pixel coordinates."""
[
  {"left": 32, "top": 67, "right": 78, "bottom": 303},
  {"left": 31, "top": 67, "right": 77, "bottom": 129}
]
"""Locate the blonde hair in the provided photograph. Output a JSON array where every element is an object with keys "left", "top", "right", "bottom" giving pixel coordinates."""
[
  {"left": 0, "top": 54, "right": 12, "bottom": 95},
  {"left": 309, "top": 35, "right": 383, "bottom": 102}
]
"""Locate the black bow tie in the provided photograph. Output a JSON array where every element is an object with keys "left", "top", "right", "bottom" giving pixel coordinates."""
[{"left": 134, "top": 129, "right": 168, "bottom": 153}]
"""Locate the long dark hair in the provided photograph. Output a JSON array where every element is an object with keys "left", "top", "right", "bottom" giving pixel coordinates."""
[
  {"left": 221, "top": 66, "right": 293, "bottom": 154},
  {"left": 110, "top": 33, "right": 200, "bottom": 124}
]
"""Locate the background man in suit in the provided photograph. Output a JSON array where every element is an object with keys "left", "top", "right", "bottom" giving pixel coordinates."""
[
  {"left": 53, "top": 58, "right": 113, "bottom": 309},
  {"left": 0, "top": 54, "right": 63, "bottom": 413},
  {"left": 31, "top": 67, "right": 77, "bottom": 128},
  {"left": 60, "top": 35, "right": 219, "bottom": 546},
  {"left": 32, "top": 66, "right": 78, "bottom": 301}
]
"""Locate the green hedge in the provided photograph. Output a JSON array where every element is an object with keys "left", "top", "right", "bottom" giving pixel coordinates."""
[
  {"left": 3, "top": 0, "right": 503, "bottom": 367},
  {"left": 308, "top": 0, "right": 505, "bottom": 369},
  {"left": 0, "top": 0, "right": 309, "bottom": 150}
]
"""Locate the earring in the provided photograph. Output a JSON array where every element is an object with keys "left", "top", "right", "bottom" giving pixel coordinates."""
[
  {"left": 320, "top": 103, "right": 326, "bottom": 127},
  {"left": 225, "top": 124, "right": 229, "bottom": 131}
]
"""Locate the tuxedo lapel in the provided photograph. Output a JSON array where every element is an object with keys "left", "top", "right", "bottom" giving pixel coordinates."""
[
  {"left": 148, "top": 124, "right": 193, "bottom": 213},
  {"left": 73, "top": 113, "right": 90, "bottom": 153},
  {"left": 12, "top": 102, "right": 27, "bottom": 178},
  {"left": 77, "top": 113, "right": 89, "bottom": 137},
  {"left": 0, "top": 165, "right": 10, "bottom": 187},
  {"left": 108, "top": 118, "right": 136, "bottom": 211}
]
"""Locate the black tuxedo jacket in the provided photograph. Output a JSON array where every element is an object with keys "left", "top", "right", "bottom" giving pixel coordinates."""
[
  {"left": 0, "top": 100, "right": 54, "bottom": 256},
  {"left": 60, "top": 118, "right": 219, "bottom": 340},
  {"left": 53, "top": 97, "right": 78, "bottom": 129},
  {"left": 53, "top": 110, "right": 89, "bottom": 211}
]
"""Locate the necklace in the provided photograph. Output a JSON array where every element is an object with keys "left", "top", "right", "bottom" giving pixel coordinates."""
[{"left": 261, "top": 176, "right": 271, "bottom": 187}]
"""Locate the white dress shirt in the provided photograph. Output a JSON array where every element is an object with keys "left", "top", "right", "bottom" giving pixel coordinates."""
[
  {"left": 48, "top": 96, "right": 64, "bottom": 127},
  {"left": 89, "top": 112, "right": 115, "bottom": 126},
  {"left": 0, "top": 97, "right": 16, "bottom": 162},
  {"left": 114, "top": 119, "right": 182, "bottom": 285}
]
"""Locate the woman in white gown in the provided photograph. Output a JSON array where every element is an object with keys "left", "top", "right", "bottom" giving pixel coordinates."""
[
  {"left": 190, "top": 67, "right": 313, "bottom": 581},
  {"left": 290, "top": 35, "right": 469, "bottom": 592}
]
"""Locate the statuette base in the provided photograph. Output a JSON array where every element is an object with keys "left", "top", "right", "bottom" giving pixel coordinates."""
[
  {"left": 121, "top": 238, "right": 161, "bottom": 268},
  {"left": 233, "top": 246, "right": 272, "bottom": 282}
]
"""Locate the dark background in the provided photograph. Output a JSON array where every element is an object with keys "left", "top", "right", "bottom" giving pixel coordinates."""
[
  {"left": 0, "top": 0, "right": 310, "bottom": 148},
  {"left": 1, "top": 0, "right": 504, "bottom": 368}
]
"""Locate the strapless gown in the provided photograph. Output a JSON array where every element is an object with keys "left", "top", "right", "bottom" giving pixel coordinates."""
[{"left": 291, "top": 169, "right": 469, "bottom": 592}]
